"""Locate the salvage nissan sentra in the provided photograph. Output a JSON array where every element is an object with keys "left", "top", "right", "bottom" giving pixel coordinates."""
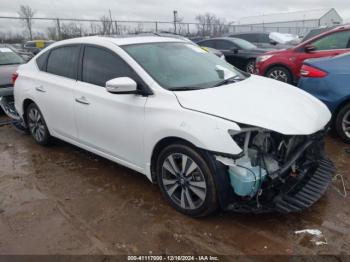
[{"left": 13, "top": 36, "right": 334, "bottom": 217}]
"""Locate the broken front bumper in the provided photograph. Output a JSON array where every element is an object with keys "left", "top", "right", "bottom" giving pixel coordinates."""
[
  {"left": 274, "top": 159, "right": 334, "bottom": 213},
  {"left": 225, "top": 158, "right": 334, "bottom": 213}
]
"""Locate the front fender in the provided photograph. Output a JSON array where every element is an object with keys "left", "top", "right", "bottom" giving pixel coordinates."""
[{"left": 143, "top": 93, "right": 242, "bottom": 180}]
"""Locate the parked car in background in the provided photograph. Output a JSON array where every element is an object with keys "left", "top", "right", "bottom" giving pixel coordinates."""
[
  {"left": 255, "top": 25, "right": 350, "bottom": 84},
  {"left": 0, "top": 45, "right": 24, "bottom": 88},
  {"left": 197, "top": 37, "right": 270, "bottom": 73},
  {"left": 0, "top": 45, "right": 24, "bottom": 116},
  {"left": 298, "top": 53, "right": 350, "bottom": 143},
  {"left": 5, "top": 44, "right": 34, "bottom": 62},
  {"left": 14, "top": 36, "right": 334, "bottom": 216},
  {"left": 23, "top": 40, "right": 55, "bottom": 55},
  {"left": 229, "top": 32, "right": 298, "bottom": 50}
]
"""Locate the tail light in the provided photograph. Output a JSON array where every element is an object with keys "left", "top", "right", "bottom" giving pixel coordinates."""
[
  {"left": 300, "top": 65, "right": 327, "bottom": 78},
  {"left": 11, "top": 72, "right": 18, "bottom": 86}
]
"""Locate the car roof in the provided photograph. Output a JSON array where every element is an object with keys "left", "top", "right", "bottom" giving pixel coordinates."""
[{"left": 47, "top": 35, "right": 185, "bottom": 47}]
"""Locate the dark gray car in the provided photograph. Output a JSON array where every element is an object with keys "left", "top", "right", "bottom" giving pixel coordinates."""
[{"left": 198, "top": 37, "right": 270, "bottom": 73}]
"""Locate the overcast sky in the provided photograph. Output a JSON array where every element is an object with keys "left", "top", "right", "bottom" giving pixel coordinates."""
[{"left": 1, "top": 0, "right": 350, "bottom": 23}]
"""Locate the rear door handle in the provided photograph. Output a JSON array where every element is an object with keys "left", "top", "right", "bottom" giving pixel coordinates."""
[
  {"left": 75, "top": 96, "right": 90, "bottom": 105},
  {"left": 35, "top": 86, "right": 46, "bottom": 93}
]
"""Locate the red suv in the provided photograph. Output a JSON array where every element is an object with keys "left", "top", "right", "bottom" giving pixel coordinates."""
[{"left": 255, "top": 25, "right": 350, "bottom": 84}]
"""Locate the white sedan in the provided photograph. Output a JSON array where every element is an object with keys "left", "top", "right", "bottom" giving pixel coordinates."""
[{"left": 14, "top": 36, "right": 334, "bottom": 217}]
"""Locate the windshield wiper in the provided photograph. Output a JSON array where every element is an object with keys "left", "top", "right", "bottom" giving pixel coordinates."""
[
  {"left": 213, "top": 76, "right": 245, "bottom": 87},
  {"left": 169, "top": 86, "right": 201, "bottom": 91}
]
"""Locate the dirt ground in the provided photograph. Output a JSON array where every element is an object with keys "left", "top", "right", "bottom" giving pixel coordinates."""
[{"left": 0, "top": 117, "right": 349, "bottom": 256}]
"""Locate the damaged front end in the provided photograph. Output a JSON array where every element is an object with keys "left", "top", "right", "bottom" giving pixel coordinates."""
[{"left": 216, "top": 127, "right": 335, "bottom": 214}]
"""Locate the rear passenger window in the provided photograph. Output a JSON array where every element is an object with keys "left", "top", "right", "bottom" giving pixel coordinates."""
[
  {"left": 47, "top": 45, "right": 80, "bottom": 79},
  {"left": 82, "top": 46, "right": 134, "bottom": 87},
  {"left": 36, "top": 50, "right": 49, "bottom": 71}
]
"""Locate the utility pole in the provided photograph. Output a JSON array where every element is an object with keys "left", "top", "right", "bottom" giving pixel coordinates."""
[
  {"left": 56, "top": 18, "right": 61, "bottom": 40},
  {"left": 173, "top": 10, "right": 178, "bottom": 34}
]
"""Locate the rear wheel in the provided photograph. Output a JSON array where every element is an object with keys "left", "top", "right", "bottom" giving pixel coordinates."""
[
  {"left": 26, "top": 103, "right": 51, "bottom": 146},
  {"left": 335, "top": 103, "right": 350, "bottom": 143},
  {"left": 266, "top": 66, "right": 292, "bottom": 84},
  {"left": 156, "top": 143, "right": 218, "bottom": 217}
]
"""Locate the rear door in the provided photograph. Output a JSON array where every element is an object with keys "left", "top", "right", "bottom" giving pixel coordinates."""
[
  {"left": 294, "top": 30, "right": 350, "bottom": 78},
  {"left": 74, "top": 45, "right": 147, "bottom": 169},
  {"left": 34, "top": 45, "right": 80, "bottom": 139}
]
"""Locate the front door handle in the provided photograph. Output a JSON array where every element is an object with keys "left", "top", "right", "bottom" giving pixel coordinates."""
[
  {"left": 75, "top": 96, "right": 90, "bottom": 105},
  {"left": 35, "top": 86, "right": 46, "bottom": 93}
]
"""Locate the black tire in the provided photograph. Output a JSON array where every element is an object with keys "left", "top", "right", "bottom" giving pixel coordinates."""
[
  {"left": 266, "top": 66, "right": 292, "bottom": 84},
  {"left": 245, "top": 59, "right": 256, "bottom": 74},
  {"left": 26, "top": 103, "right": 51, "bottom": 146},
  {"left": 335, "top": 103, "right": 350, "bottom": 143},
  {"left": 156, "top": 143, "right": 218, "bottom": 217}
]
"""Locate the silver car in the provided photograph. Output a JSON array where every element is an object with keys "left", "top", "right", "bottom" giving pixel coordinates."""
[{"left": 0, "top": 45, "right": 24, "bottom": 122}]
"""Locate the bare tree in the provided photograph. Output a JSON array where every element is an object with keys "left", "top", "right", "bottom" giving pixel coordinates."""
[
  {"left": 60, "top": 22, "right": 83, "bottom": 39},
  {"left": 18, "top": 5, "right": 35, "bottom": 40},
  {"left": 195, "top": 13, "right": 216, "bottom": 36},
  {"left": 212, "top": 17, "right": 227, "bottom": 36},
  {"left": 100, "top": 15, "right": 113, "bottom": 35}
]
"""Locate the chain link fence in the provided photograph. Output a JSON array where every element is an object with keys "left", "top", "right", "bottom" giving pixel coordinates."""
[{"left": 0, "top": 16, "right": 317, "bottom": 43}]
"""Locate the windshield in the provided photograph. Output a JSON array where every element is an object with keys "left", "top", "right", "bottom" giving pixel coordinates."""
[
  {"left": 123, "top": 42, "right": 246, "bottom": 90},
  {"left": 233, "top": 38, "right": 257, "bottom": 50},
  {"left": 0, "top": 47, "right": 24, "bottom": 65}
]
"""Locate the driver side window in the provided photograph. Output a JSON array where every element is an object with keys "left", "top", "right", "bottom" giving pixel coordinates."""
[{"left": 312, "top": 31, "right": 350, "bottom": 51}]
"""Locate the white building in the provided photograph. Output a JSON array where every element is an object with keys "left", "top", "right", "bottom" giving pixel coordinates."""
[{"left": 234, "top": 8, "right": 343, "bottom": 35}]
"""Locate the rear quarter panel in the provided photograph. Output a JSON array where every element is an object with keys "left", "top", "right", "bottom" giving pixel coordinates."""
[{"left": 298, "top": 73, "right": 350, "bottom": 113}]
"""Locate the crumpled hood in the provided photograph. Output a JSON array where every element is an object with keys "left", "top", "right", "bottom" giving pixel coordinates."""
[{"left": 175, "top": 75, "right": 331, "bottom": 135}]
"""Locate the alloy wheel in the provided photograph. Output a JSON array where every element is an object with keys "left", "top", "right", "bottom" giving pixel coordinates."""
[
  {"left": 268, "top": 69, "right": 288, "bottom": 82},
  {"left": 342, "top": 110, "right": 350, "bottom": 139},
  {"left": 246, "top": 61, "right": 256, "bottom": 74},
  {"left": 28, "top": 107, "right": 46, "bottom": 142},
  {"left": 161, "top": 153, "right": 207, "bottom": 210}
]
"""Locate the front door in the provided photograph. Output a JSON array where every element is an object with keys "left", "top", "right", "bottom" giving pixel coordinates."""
[{"left": 74, "top": 45, "right": 147, "bottom": 169}]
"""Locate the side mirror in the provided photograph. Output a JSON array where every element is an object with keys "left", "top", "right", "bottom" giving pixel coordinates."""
[
  {"left": 270, "top": 40, "right": 278, "bottom": 46},
  {"left": 230, "top": 47, "right": 239, "bottom": 54},
  {"left": 106, "top": 77, "right": 138, "bottom": 94},
  {"left": 305, "top": 44, "right": 317, "bottom": 52}
]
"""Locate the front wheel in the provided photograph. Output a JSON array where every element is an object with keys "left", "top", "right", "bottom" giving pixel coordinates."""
[
  {"left": 266, "top": 66, "right": 292, "bottom": 84},
  {"left": 335, "top": 103, "right": 350, "bottom": 143},
  {"left": 156, "top": 143, "right": 218, "bottom": 217}
]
